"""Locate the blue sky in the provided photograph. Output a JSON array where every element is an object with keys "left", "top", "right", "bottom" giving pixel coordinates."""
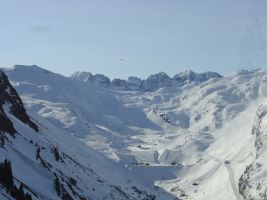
[{"left": 0, "top": 0, "right": 265, "bottom": 79}]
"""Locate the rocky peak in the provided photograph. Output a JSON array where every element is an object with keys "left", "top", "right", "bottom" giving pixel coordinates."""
[
  {"left": 71, "top": 72, "right": 111, "bottom": 87},
  {"left": 92, "top": 74, "right": 111, "bottom": 87},
  {"left": 146, "top": 72, "right": 171, "bottom": 82},
  {"left": 127, "top": 76, "right": 142, "bottom": 91},
  {"left": 142, "top": 72, "right": 172, "bottom": 91}
]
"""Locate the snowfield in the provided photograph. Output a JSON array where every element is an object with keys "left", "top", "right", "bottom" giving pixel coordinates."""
[{"left": 1, "top": 65, "right": 267, "bottom": 200}]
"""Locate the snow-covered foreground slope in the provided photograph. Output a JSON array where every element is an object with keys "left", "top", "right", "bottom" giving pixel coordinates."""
[{"left": 1, "top": 65, "right": 267, "bottom": 200}]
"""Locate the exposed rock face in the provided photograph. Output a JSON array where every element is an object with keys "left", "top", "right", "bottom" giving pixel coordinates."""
[{"left": 0, "top": 71, "right": 38, "bottom": 135}]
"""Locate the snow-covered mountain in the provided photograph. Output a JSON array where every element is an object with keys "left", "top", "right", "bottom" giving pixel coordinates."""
[{"left": 1, "top": 65, "right": 267, "bottom": 200}]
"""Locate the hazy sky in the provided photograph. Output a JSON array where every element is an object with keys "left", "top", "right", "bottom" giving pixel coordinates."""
[{"left": 0, "top": 0, "right": 265, "bottom": 79}]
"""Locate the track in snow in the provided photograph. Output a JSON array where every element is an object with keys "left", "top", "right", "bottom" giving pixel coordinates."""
[{"left": 207, "top": 154, "right": 241, "bottom": 200}]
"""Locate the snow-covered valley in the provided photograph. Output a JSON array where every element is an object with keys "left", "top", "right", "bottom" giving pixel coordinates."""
[{"left": 1, "top": 65, "right": 267, "bottom": 200}]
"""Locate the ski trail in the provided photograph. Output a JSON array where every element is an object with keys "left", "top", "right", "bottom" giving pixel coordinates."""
[
  {"left": 224, "top": 164, "right": 241, "bottom": 200},
  {"left": 207, "top": 154, "right": 241, "bottom": 200}
]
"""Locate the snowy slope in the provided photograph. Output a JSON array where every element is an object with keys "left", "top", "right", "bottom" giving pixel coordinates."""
[{"left": 1, "top": 65, "right": 267, "bottom": 200}]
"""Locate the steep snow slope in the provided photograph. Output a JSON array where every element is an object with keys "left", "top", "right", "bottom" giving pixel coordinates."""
[{"left": 1, "top": 65, "right": 267, "bottom": 200}]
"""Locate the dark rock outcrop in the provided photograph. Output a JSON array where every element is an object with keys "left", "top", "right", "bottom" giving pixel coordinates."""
[{"left": 0, "top": 71, "right": 38, "bottom": 135}]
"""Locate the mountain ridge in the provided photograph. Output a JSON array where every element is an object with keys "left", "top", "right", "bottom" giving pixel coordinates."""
[{"left": 70, "top": 69, "right": 223, "bottom": 91}]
